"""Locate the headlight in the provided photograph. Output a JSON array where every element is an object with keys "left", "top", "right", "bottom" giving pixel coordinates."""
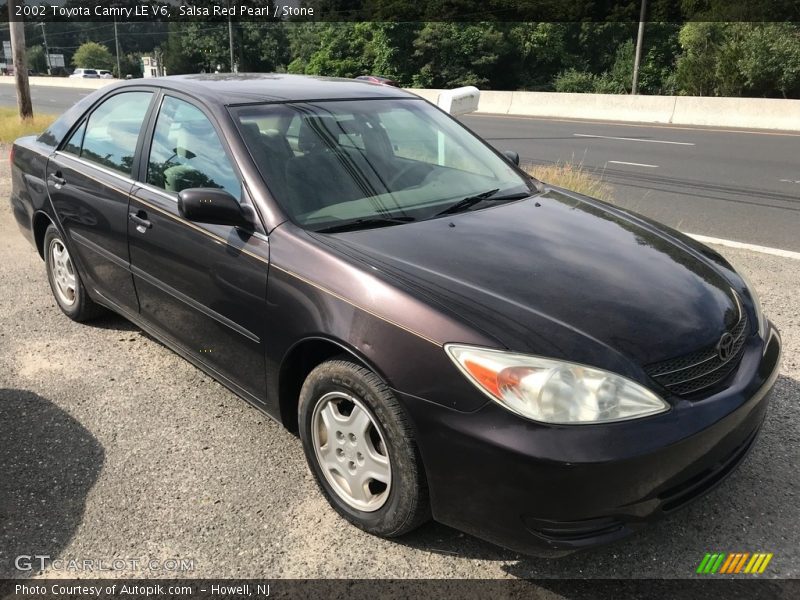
[
  {"left": 736, "top": 272, "right": 766, "bottom": 338},
  {"left": 446, "top": 344, "right": 669, "bottom": 425}
]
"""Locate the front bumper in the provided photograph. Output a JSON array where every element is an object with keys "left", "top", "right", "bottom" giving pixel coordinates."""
[{"left": 399, "top": 325, "right": 781, "bottom": 556}]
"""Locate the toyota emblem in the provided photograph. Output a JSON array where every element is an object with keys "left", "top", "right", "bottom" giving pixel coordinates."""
[{"left": 717, "top": 332, "right": 735, "bottom": 361}]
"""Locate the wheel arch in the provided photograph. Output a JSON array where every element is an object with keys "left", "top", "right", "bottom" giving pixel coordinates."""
[
  {"left": 33, "top": 210, "right": 55, "bottom": 259},
  {"left": 278, "top": 336, "right": 392, "bottom": 433}
]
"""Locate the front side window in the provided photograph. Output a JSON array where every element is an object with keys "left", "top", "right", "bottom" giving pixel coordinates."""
[
  {"left": 233, "top": 99, "right": 534, "bottom": 231},
  {"left": 79, "top": 91, "right": 153, "bottom": 175},
  {"left": 147, "top": 96, "right": 240, "bottom": 198}
]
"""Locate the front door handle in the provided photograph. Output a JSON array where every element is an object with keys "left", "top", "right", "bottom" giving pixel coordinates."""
[
  {"left": 48, "top": 172, "right": 66, "bottom": 189},
  {"left": 129, "top": 211, "right": 152, "bottom": 232}
]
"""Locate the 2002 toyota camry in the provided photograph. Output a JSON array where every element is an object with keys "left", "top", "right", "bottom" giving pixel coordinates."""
[{"left": 10, "top": 74, "right": 781, "bottom": 555}]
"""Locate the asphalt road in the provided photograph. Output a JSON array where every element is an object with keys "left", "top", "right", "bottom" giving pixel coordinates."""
[
  {"left": 3, "top": 83, "right": 799, "bottom": 253},
  {"left": 461, "top": 113, "right": 800, "bottom": 252},
  {"left": 0, "top": 82, "right": 94, "bottom": 114},
  {"left": 0, "top": 149, "right": 798, "bottom": 582}
]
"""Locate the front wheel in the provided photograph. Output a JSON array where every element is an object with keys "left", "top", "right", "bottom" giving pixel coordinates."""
[{"left": 298, "top": 359, "right": 430, "bottom": 537}]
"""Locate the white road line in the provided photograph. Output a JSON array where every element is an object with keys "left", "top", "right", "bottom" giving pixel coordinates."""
[
  {"left": 608, "top": 160, "right": 659, "bottom": 168},
  {"left": 469, "top": 113, "right": 800, "bottom": 137},
  {"left": 574, "top": 133, "right": 695, "bottom": 146},
  {"left": 685, "top": 233, "right": 800, "bottom": 261}
]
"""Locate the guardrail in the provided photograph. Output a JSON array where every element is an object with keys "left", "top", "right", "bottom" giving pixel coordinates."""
[{"left": 406, "top": 88, "right": 800, "bottom": 132}]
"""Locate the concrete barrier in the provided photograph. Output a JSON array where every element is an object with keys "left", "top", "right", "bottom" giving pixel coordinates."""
[
  {"left": 406, "top": 87, "right": 800, "bottom": 131},
  {"left": 477, "top": 90, "right": 513, "bottom": 115},
  {"left": 0, "top": 76, "right": 116, "bottom": 89},
  {"left": 508, "top": 91, "right": 677, "bottom": 123},
  {"left": 670, "top": 96, "right": 800, "bottom": 131}
]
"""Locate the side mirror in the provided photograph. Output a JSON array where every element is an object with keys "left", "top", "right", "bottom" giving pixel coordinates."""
[
  {"left": 178, "top": 188, "right": 253, "bottom": 229},
  {"left": 503, "top": 150, "right": 520, "bottom": 166}
]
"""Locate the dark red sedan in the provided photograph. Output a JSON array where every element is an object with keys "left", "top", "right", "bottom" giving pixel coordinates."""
[{"left": 10, "top": 74, "right": 780, "bottom": 556}]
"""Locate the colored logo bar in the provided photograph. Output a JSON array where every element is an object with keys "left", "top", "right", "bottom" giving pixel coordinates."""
[{"left": 696, "top": 552, "right": 773, "bottom": 574}]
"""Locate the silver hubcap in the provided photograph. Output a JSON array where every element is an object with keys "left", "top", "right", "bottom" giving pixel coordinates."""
[
  {"left": 311, "top": 391, "right": 391, "bottom": 512},
  {"left": 50, "top": 239, "right": 77, "bottom": 307}
]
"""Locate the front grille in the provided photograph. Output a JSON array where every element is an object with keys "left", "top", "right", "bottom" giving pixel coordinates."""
[{"left": 645, "top": 310, "right": 749, "bottom": 397}]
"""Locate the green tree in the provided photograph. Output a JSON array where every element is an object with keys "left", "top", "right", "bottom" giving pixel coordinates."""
[
  {"left": 71, "top": 41, "right": 115, "bottom": 71},
  {"left": 116, "top": 53, "right": 143, "bottom": 79},
  {"left": 368, "top": 22, "right": 420, "bottom": 85},
  {"left": 412, "top": 22, "right": 506, "bottom": 89},
  {"left": 675, "top": 23, "right": 800, "bottom": 98},
  {"left": 240, "top": 23, "right": 289, "bottom": 72},
  {"left": 163, "top": 23, "right": 198, "bottom": 75},
  {"left": 553, "top": 69, "right": 598, "bottom": 93},
  {"left": 506, "top": 23, "right": 577, "bottom": 91},
  {"left": 738, "top": 23, "right": 800, "bottom": 98},
  {"left": 303, "top": 23, "right": 374, "bottom": 78},
  {"left": 26, "top": 45, "right": 47, "bottom": 73},
  {"left": 285, "top": 23, "right": 322, "bottom": 74},
  {"left": 607, "top": 39, "right": 635, "bottom": 93},
  {"left": 675, "top": 22, "right": 727, "bottom": 96},
  {"left": 637, "top": 23, "right": 682, "bottom": 95},
  {"left": 162, "top": 22, "right": 231, "bottom": 74}
]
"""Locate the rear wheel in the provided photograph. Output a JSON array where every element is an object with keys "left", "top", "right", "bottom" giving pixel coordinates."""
[
  {"left": 298, "top": 359, "right": 430, "bottom": 537},
  {"left": 44, "top": 224, "right": 104, "bottom": 322}
]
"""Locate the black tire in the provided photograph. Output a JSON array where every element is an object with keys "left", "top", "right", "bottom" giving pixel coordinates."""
[
  {"left": 298, "top": 358, "right": 430, "bottom": 537},
  {"left": 43, "top": 224, "right": 104, "bottom": 322}
]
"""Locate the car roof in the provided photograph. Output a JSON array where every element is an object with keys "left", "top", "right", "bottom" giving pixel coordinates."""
[{"left": 112, "top": 73, "right": 417, "bottom": 105}]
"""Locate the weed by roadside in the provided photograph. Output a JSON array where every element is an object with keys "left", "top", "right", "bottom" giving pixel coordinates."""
[
  {"left": 526, "top": 161, "right": 614, "bottom": 201},
  {"left": 0, "top": 108, "right": 56, "bottom": 143}
]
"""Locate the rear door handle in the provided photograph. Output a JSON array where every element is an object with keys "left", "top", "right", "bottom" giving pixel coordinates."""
[
  {"left": 129, "top": 211, "right": 152, "bottom": 232},
  {"left": 48, "top": 172, "right": 66, "bottom": 188}
]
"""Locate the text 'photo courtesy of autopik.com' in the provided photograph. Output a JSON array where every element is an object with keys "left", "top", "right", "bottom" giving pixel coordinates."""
[{"left": 1, "top": 0, "right": 799, "bottom": 598}]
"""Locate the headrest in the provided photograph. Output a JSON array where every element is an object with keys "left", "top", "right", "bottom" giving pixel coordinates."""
[
  {"left": 240, "top": 121, "right": 261, "bottom": 141},
  {"left": 297, "top": 116, "right": 340, "bottom": 153}
]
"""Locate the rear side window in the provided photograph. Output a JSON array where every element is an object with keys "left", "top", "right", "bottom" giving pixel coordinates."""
[
  {"left": 146, "top": 96, "right": 240, "bottom": 198},
  {"left": 38, "top": 91, "right": 99, "bottom": 147},
  {"left": 77, "top": 91, "right": 153, "bottom": 176},
  {"left": 62, "top": 121, "right": 86, "bottom": 156}
]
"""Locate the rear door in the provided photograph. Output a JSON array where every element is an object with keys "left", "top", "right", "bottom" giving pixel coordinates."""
[
  {"left": 128, "top": 93, "right": 270, "bottom": 402},
  {"left": 46, "top": 89, "right": 156, "bottom": 315}
]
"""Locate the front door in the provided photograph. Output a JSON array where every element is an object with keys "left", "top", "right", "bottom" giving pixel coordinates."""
[{"left": 128, "top": 94, "right": 270, "bottom": 401}]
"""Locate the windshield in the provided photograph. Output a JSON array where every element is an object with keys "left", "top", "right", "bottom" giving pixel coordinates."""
[{"left": 231, "top": 99, "right": 535, "bottom": 232}]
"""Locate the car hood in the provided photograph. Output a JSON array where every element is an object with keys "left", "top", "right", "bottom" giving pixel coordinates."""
[{"left": 312, "top": 188, "right": 741, "bottom": 369}]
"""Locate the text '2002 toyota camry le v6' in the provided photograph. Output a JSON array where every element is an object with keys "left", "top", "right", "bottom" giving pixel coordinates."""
[{"left": 10, "top": 74, "right": 781, "bottom": 556}]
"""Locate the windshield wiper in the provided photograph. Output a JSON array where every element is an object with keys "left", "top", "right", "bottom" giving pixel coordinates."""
[
  {"left": 433, "top": 189, "right": 531, "bottom": 217},
  {"left": 316, "top": 216, "right": 415, "bottom": 233}
]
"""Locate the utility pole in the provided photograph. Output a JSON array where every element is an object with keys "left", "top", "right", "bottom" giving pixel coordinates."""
[
  {"left": 631, "top": 0, "right": 647, "bottom": 94},
  {"left": 114, "top": 18, "right": 122, "bottom": 78},
  {"left": 9, "top": 0, "right": 33, "bottom": 119},
  {"left": 227, "top": 0, "right": 235, "bottom": 72},
  {"left": 39, "top": 22, "right": 51, "bottom": 75}
]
